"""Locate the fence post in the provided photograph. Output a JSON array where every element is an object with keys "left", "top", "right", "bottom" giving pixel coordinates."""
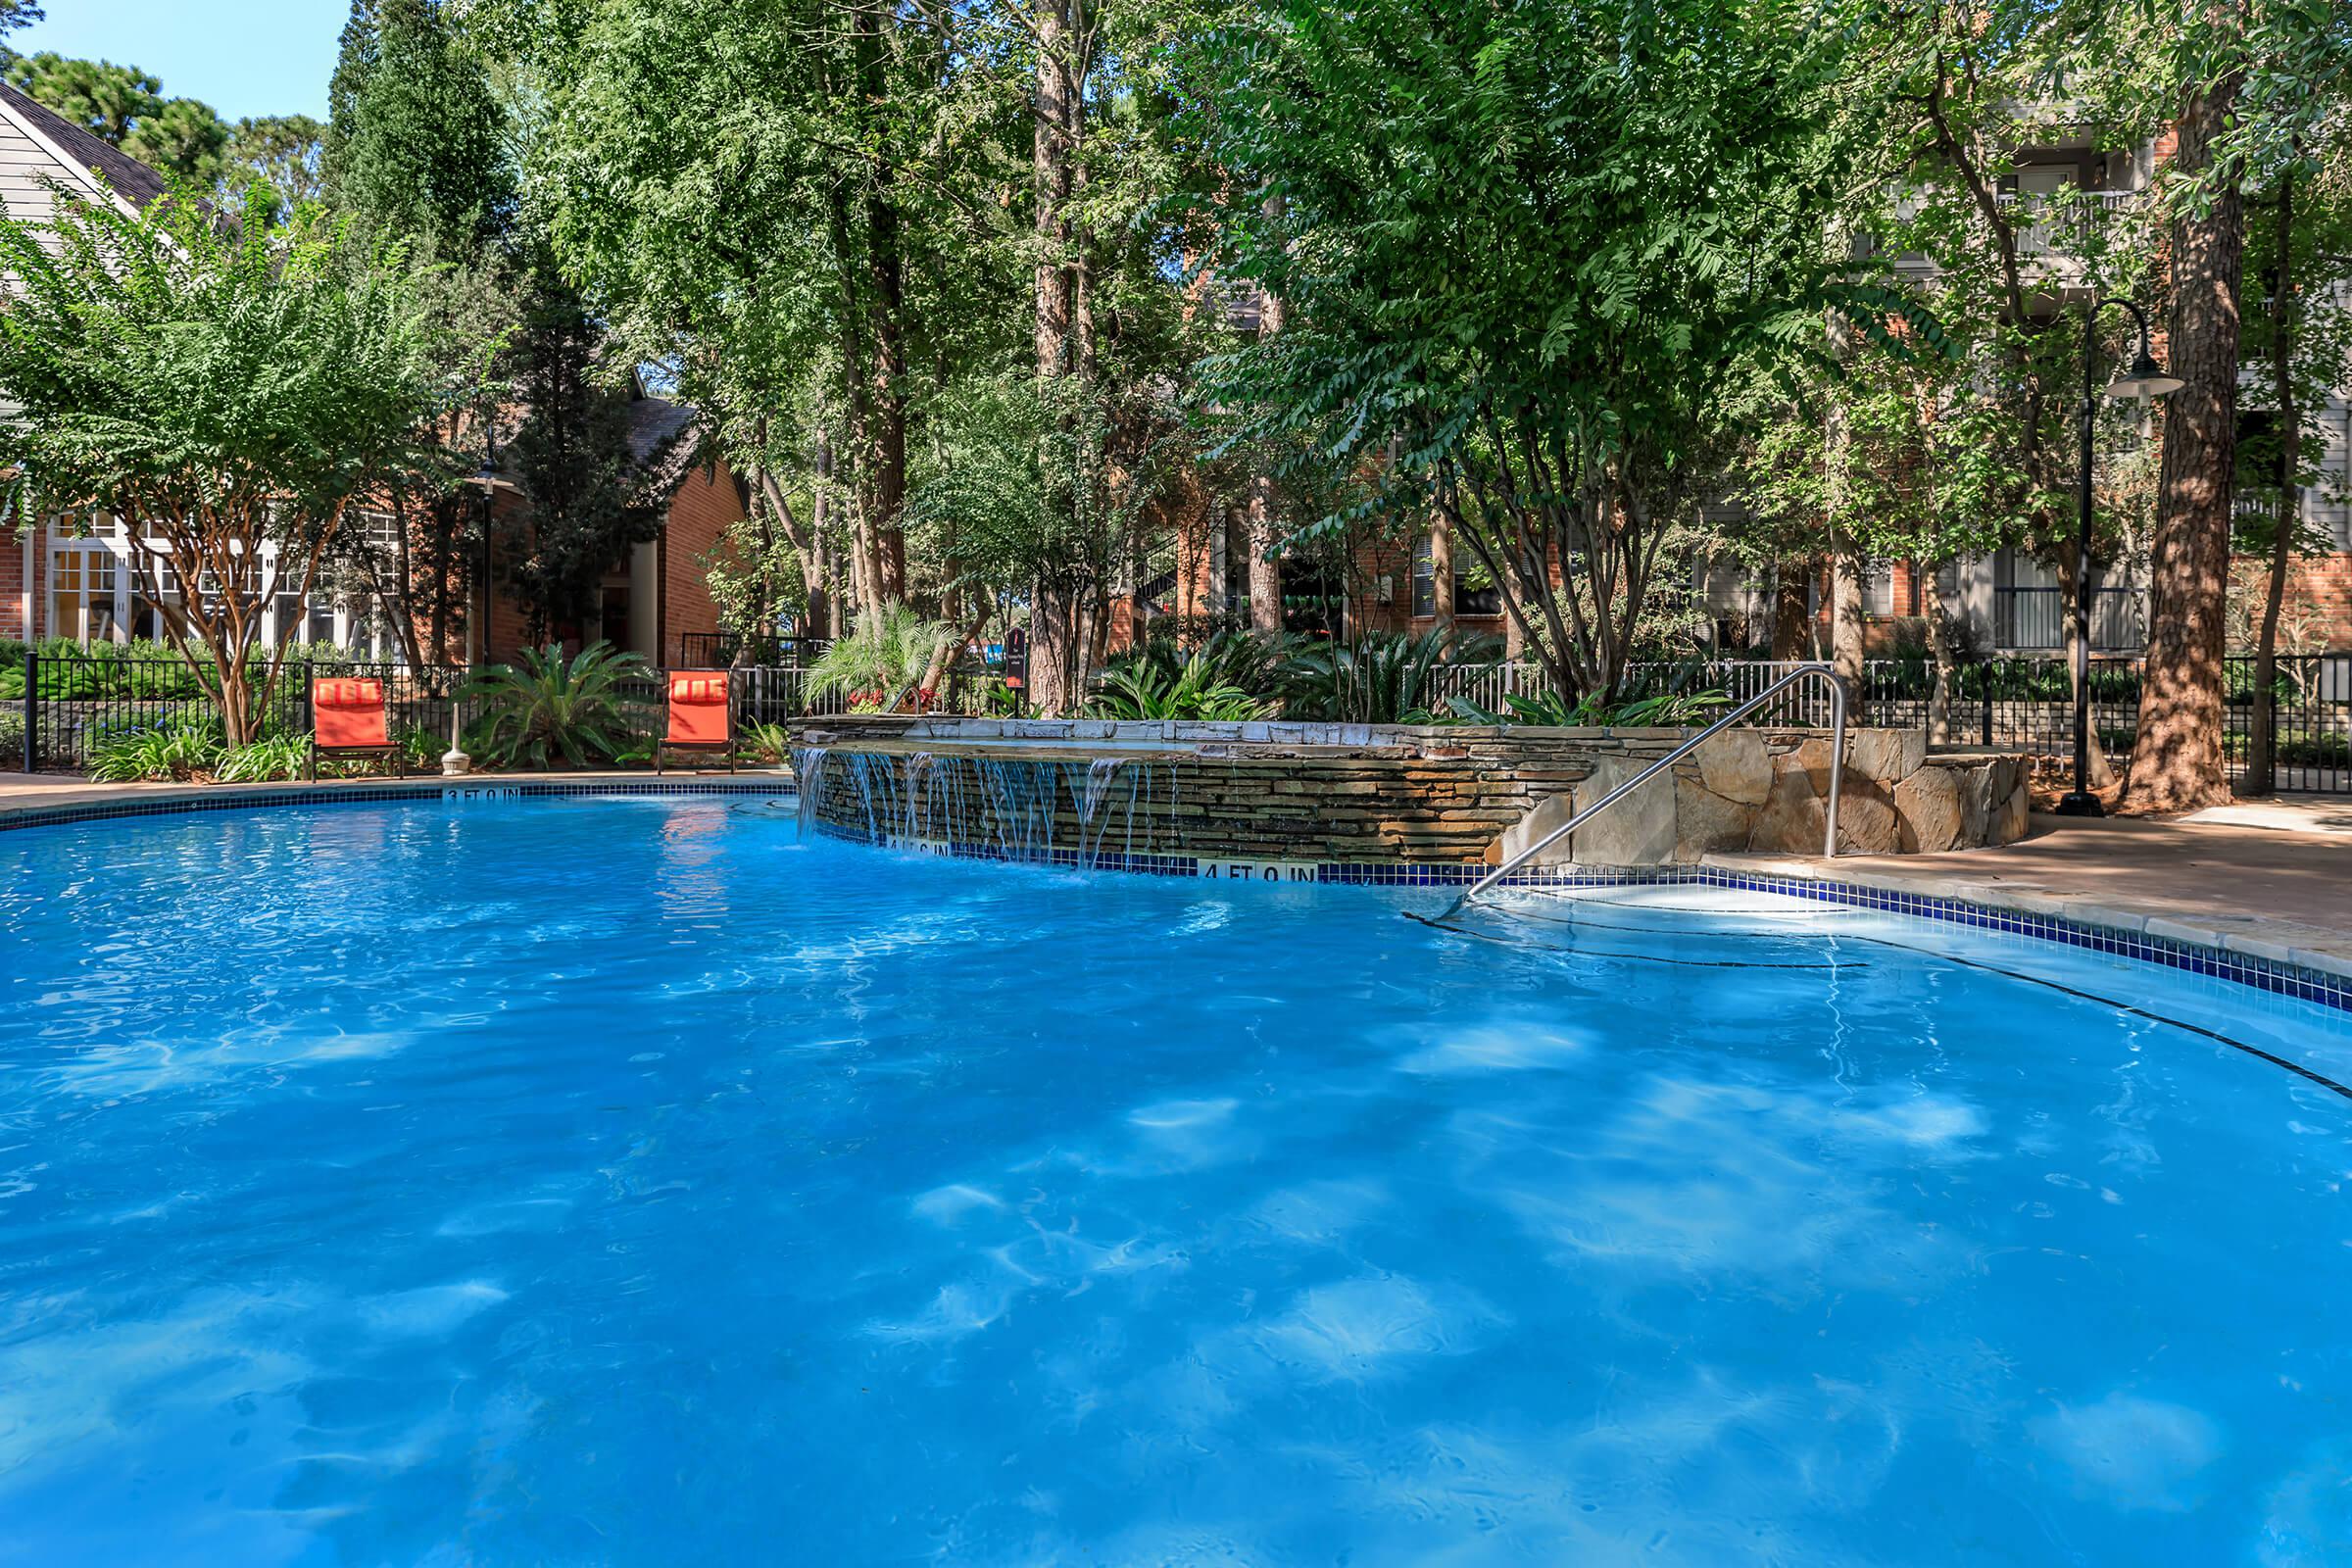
[
  {"left": 1981, "top": 666, "right": 1994, "bottom": 748},
  {"left": 19, "top": 649, "right": 33, "bottom": 773}
]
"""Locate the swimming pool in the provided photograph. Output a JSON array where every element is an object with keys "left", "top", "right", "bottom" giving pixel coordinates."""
[{"left": 5, "top": 795, "right": 2351, "bottom": 1564}]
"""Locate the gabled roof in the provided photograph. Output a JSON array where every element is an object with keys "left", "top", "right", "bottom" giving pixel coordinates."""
[
  {"left": 625, "top": 393, "right": 704, "bottom": 501},
  {"left": 0, "top": 80, "right": 170, "bottom": 214}
]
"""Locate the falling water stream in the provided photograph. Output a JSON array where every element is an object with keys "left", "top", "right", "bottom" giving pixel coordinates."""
[{"left": 793, "top": 745, "right": 1173, "bottom": 869}]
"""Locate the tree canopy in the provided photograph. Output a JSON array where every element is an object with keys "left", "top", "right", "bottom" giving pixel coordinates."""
[{"left": 0, "top": 183, "right": 450, "bottom": 740}]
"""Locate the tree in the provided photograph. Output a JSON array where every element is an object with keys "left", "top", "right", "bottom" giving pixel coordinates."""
[
  {"left": 539, "top": 0, "right": 988, "bottom": 633},
  {"left": 0, "top": 184, "right": 445, "bottom": 743},
  {"left": 1188, "top": 0, "right": 1878, "bottom": 703},
  {"left": 2050, "top": 0, "right": 2349, "bottom": 809},
  {"left": 501, "top": 263, "right": 668, "bottom": 642},
  {"left": 0, "top": 51, "right": 230, "bottom": 184},
  {"left": 320, "top": 0, "right": 520, "bottom": 667},
  {"left": 2131, "top": 41, "right": 2248, "bottom": 810},
  {"left": 2235, "top": 113, "right": 2352, "bottom": 792},
  {"left": 321, "top": 0, "right": 514, "bottom": 261},
  {"left": 226, "top": 114, "right": 327, "bottom": 214}
]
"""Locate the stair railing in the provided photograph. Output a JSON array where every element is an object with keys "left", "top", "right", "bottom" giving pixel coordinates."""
[{"left": 1446, "top": 662, "right": 1848, "bottom": 914}]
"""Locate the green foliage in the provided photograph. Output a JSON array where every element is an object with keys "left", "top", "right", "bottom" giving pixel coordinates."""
[
  {"left": 1279, "top": 627, "right": 1499, "bottom": 725},
  {"left": 742, "top": 720, "right": 794, "bottom": 764},
  {"left": 1090, "top": 654, "right": 1272, "bottom": 722},
  {"left": 0, "top": 178, "right": 448, "bottom": 741},
  {"left": 322, "top": 0, "right": 514, "bottom": 260},
  {"left": 460, "top": 641, "right": 651, "bottom": 768},
  {"left": 1187, "top": 0, "right": 1865, "bottom": 702},
  {"left": 1, "top": 51, "right": 229, "bottom": 182},
  {"left": 214, "top": 731, "right": 313, "bottom": 783},
  {"left": 501, "top": 259, "right": 665, "bottom": 641},
  {"left": 1449, "top": 689, "right": 1733, "bottom": 728},
  {"left": 807, "top": 603, "right": 948, "bottom": 707},
  {"left": 225, "top": 115, "right": 327, "bottom": 217},
  {"left": 85, "top": 718, "right": 225, "bottom": 782}
]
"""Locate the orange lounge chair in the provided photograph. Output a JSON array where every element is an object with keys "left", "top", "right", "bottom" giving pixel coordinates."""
[
  {"left": 655, "top": 670, "right": 736, "bottom": 773},
  {"left": 309, "top": 676, "right": 406, "bottom": 779}
]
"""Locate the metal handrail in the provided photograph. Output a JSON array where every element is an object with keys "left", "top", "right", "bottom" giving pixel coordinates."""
[{"left": 1446, "top": 662, "right": 1848, "bottom": 914}]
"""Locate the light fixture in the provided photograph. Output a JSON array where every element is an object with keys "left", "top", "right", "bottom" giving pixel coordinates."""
[
  {"left": 2105, "top": 348, "right": 2184, "bottom": 403},
  {"left": 2056, "top": 297, "right": 2177, "bottom": 817}
]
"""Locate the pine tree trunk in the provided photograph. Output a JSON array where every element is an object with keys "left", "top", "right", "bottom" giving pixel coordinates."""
[
  {"left": 2125, "top": 60, "right": 2245, "bottom": 812},
  {"left": 1771, "top": 557, "right": 1811, "bottom": 660}
]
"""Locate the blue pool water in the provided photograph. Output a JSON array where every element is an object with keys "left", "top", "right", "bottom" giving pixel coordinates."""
[{"left": 5, "top": 796, "right": 2352, "bottom": 1566}]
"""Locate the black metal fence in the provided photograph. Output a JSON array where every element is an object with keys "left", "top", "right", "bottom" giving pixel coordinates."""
[
  {"left": 670, "top": 631, "right": 833, "bottom": 668},
  {"left": 13, "top": 643, "right": 2348, "bottom": 793},
  {"left": 9, "top": 646, "right": 1009, "bottom": 773},
  {"left": 1613, "top": 654, "right": 2350, "bottom": 793},
  {"left": 1439, "top": 654, "right": 2352, "bottom": 794}
]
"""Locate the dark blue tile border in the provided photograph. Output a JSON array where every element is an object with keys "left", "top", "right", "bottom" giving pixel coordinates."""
[
  {"left": 802, "top": 816, "right": 2352, "bottom": 1015},
  {"left": 0, "top": 778, "right": 791, "bottom": 834},
  {"left": 12, "top": 783, "right": 2347, "bottom": 1016}
]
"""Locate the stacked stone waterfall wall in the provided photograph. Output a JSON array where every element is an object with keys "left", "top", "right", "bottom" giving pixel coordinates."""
[{"left": 790, "top": 719, "right": 2034, "bottom": 868}]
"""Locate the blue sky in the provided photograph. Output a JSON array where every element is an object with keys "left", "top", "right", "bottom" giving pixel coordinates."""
[{"left": 13, "top": 1, "right": 345, "bottom": 122}]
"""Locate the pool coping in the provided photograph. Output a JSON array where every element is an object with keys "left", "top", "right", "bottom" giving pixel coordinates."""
[{"left": 6, "top": 776, "right": 2346, "bottom": 1015}]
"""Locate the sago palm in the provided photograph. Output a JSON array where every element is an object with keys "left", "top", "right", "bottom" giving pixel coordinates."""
[{"left": 461, "top": 641, "right": 652, "bottom": 769}]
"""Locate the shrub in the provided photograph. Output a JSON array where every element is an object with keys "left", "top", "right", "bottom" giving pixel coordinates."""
[
  {"left": 1091, "top": 657, "right": 1271, "bottom": 721},
  {"left": 808, "top": 602, "right": 949, "bottom": 709},
  {"left": 460, "top": 641, "right": 651, "bottom": 769},
  {"left": 86, "top": 719, "right": 226, "bottom": 782},
  {"left": 215, "top": 733, "right": 311, "bottom": 783},
  {"left": 743, "top": 720, "right": 793, "bottom": 763},
  {"left": 1281, "top": 626, "right": 1499, "bottom": 724}
]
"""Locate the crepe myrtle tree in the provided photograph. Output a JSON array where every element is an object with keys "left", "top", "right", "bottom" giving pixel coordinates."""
[
  {"left": 0, "top": 180, "right": 446, "bottom": 744},
  {"left": 1187, "top": 0, "right": 1931, "bottom": 703}
]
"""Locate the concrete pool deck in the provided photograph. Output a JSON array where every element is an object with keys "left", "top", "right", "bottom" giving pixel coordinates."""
[
  {"left": 1713, "top": 796, "right": 2352, "bottom": 982},
  {"left": 4, "top": 769, "right": 2345, "bottom": 983}
]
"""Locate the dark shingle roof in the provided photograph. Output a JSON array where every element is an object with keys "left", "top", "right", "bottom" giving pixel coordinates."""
[
  {"left": 0, "top": 80, "right": 171, "bottom": 212},
  {"left": 625, "top": 395, "right": 703, "bottom": 499}
]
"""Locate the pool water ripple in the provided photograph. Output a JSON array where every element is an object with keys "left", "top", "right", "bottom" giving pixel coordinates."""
[{"left": 4, "top": 799, "right": 2352, "bottom": 1565}]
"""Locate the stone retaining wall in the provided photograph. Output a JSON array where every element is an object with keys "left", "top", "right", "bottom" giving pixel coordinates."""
[{"left": 790, "top": 717, "right": 2031, "bottom": 867}]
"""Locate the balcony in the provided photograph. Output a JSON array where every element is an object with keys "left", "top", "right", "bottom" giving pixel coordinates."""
[
  {"left": 2002, "top": 189, "right": 2142, "bottom": 261},
  {"left": 1993, "top": 585, "right": 2144, "bottom": 652},
  {"left": 1881, "top": 189, "right": 2142, "bottom": 281}
]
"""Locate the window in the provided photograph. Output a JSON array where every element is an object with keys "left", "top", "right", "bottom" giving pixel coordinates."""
[
  {"left": 1410, "top": 533, "right": 1503, "bottom": 618},
  {"left": 42, "top": 511, "right": 410, "bottom": 660},
  {"left": 1861, "top": 561, "right": 1896, "bottom": 618},
  {"left": 45, "top": 526, "right": 124, "bottom": 644}
]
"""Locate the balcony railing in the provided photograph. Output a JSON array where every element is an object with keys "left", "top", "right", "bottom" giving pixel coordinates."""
[
  {"left": 2002, "top": 189, "right": 2141, "bottom": 258},
  {"left": 1993, "top": 585, "right": 2144, "bottom": 652}
]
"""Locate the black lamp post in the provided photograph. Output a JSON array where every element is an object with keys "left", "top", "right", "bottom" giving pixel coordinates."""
[{"left": 2053, "top": 298, "right": 2181, "bottom": 817}]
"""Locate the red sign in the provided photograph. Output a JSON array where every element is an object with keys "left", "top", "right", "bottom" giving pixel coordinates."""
[{"left": 1003, "top": 626, "right": 1028, "bottom": 691}]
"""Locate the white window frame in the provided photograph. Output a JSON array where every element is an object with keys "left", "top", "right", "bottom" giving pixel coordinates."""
[{"left": 41, "top": 512, "right": 407, "bottom": 663}]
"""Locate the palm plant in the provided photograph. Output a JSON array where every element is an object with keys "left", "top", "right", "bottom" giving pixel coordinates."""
[
  {"left": 1123, "top": 628, "right": 1289, "bottom": 697},
  {"left": 460, "top": 641, "right": 652, "bottom": 769},
  {"left": 807, "top": 601, "right": 948, "bottom": 710},
  {"left": 1091, "top": 655, "right": 1271, "bottom": 720},
  {"left": 1281, "top": 626, "right": 1500, "bottom": 724}
]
